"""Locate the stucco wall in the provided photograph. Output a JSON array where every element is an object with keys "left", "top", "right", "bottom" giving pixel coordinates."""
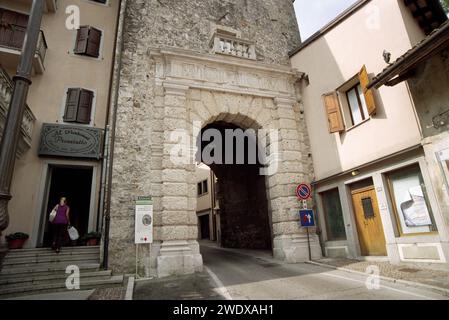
[
  {"left": 1, "top": 0, "right": 119, "bottom": 246},
  {"left": 290, "top": 0, "right": 425, "bottom": 181}
]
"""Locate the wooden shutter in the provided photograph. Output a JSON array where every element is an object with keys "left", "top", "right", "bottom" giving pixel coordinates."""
[
  {"left": 64, "top": 88, "right": 81, "bottom": 122},
  {"left": 359, "top": 65, "right": 377, "bottom": 116},
  {"left": 86, "top": 27, "right": 102, "bottom": 58},
  {"left": 74, "top": 26, "right": 89, "bottom": 54},
  {"left": 11, "top": 11, "right": 28, "bottom": 49},
  {"left": 323, "top": 92, "right": 345, "bottom": 133},
  {"left": 76, "top": 89, "right": 94, "bottom": 124}
]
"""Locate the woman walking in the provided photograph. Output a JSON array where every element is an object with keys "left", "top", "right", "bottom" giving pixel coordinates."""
[{"left": 51, "top": 197, "right": 71, "bottom": 253}]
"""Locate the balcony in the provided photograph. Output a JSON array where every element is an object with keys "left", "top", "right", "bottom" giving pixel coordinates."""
[
  {"left": 16, "top": 0, "right": 57, "bottom": 13},
  {"left": 210, "top": 32, "right": 257, "bottom": 60},
  {"left": 0, "top": 67, "right": 36, "bottom": 157},
  {"left": 0, "top": 27, "right": 48, "bottom": 75}
]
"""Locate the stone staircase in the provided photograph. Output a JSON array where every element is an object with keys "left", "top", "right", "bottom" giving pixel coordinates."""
[{"left": 0, "top": 246, "right": 123, "bottom": 298}]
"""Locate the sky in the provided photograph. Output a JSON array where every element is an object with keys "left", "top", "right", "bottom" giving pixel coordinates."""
[{"left": 294, "top": 0, "right": 359, "bottom": 40}]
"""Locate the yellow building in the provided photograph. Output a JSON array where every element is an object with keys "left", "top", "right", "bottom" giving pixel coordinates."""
[{"left": 0, "top": 0, "right": 120, "bottom": 248}]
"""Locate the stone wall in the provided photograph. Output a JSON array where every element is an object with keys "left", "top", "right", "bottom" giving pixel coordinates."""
[{"left": 107, "top": 0, "right": 320, "bottom": 276}]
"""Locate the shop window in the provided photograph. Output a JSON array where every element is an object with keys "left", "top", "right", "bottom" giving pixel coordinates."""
[
  {"left": 321, "top": 188, "right": 347, "bottom": 241},
  {"left": 386, "top": 164, "right": 437, "bottom": 236}
]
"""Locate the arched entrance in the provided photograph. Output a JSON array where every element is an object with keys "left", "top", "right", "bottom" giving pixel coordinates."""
[{"left": 197, "top": 121, "right": 272, "bottom": 250}]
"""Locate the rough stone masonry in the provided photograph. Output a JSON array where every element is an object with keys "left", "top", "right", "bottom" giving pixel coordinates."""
[{"left": 107, "top": 0, "right": 321, "bottom": 277}]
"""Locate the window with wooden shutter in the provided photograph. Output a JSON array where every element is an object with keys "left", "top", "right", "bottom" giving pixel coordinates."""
[
  {"left": 0, "top": 9, "right": 29, "bottom": 50},
  {"left": 63, "top": 88, "right": 94, "bottom": 124},
  {"left": 323, "top": 92, "right": 345, "bottom": 133},
  {"left": 77, "top": 89, "right": 94, "bottom": 124},
  {"left": 74, "top": 26, "right": 89, "bottom": 55},
  {"left": 359, "top": 65, "right": 377, "bottom": 116},
  {"left": 86, "top": 27, "right": 102, "bottom": 58},
  {"left": 74, "top": 26, "right": 102, "bottom": 58},
  {"left": 63, "top": 88, "right": 81, "bottom": 122}
]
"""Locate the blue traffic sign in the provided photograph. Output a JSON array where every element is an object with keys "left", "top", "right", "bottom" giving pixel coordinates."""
[{"left": 299, "top": 210, "right": 315, "bottom": 227}]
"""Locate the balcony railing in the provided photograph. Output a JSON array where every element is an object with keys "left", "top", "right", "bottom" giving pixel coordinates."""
[
  {"left": 210, "top": 33, "right": 257, "bottom": 60},
  {"left": 0, "top": 25, "right": 48, "bottom": 74},
  {"left": 0, "top": 67, "right": 36, "bottom": 157}
]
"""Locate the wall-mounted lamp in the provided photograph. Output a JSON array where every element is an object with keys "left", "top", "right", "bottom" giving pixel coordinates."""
[{"left": 351, "top": 170, "right": 360, "bottom": 177}]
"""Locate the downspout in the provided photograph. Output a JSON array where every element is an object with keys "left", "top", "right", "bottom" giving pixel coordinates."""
[
  {"left": 102, "top": 0, "right": 127, "bottom": 270},
  {"left": 311, "top": 180, "right": 326, "bottom": 258}
]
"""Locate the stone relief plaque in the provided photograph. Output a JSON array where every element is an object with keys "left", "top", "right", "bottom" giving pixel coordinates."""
[{"left": 38, "top": 123, "right": 103, "bottom": 159}]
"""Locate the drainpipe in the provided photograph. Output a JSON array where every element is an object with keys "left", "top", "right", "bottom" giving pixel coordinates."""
[
  {"left": 0, "top": 0, "right": 44, "bottom": 242},
  {"left": 102, "top": 0, "right": 127, "bottom": 270},
  {"left": 311, "top": 179, "right": 326, "bottom": 257}
]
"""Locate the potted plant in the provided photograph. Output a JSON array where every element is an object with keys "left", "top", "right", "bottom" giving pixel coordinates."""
[
  {"left": 83, "top": 231, "right": 101, "bottom": 246},
  {"left": 5, "top": 232, "right": 29, "bottom": 249}
]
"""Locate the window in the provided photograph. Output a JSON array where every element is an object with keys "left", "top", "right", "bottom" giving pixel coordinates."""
[
  {"left": 323, "top": 65, "right": 377, "bottom": 133},
  {"left": 0, "top": 9, "right": 28, "bottom": 50},
  {"left": 386, "top": 164, "right": 437, "bottom": 236},
  {"left": 90, "top": 0, "right": 108, "bottom": 4},
  {"left": 197, "top": 180, "right": 208, "bottom": 197},
  {"left": 74, "top": 26, "right": 102, "bottom": 58},
  {"left": 321, "top": 188, "right": 346, "bottom": 241},
  {"left": 346, "top": 84, "right": 369, "bottom": 126},
  {"left": 63, "top": 88, "right": 94, "bottom": 124}
]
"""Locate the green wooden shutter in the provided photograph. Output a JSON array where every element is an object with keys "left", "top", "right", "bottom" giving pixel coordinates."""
[
  {"left": 64, "top": 88, "right": 81, "bottom": 122},
  {"left": 74, "top": 26, "right": 89, "bottom": 54},
  {"left": 76, "top": 89, "right": 94, "bottom": 124},
  {"left": 86, "top": 27, "right": 102, "bottom": 58}
]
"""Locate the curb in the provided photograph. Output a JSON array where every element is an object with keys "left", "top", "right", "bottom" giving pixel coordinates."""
[
  {"left": 124, "top": 276, "right": 135, "bottom": 300},
  {"left": 306, "top": 260, "right": 449, "bottom": 297}
]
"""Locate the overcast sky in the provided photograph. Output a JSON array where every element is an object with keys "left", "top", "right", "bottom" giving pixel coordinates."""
[{"left": 294, "top": 0, "right": 359, "bottom": 40}]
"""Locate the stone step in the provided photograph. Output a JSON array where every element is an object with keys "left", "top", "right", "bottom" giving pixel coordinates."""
[
  {"left": 0, "top": 275, "right": 124, "bottom": 297},
  {"left": 0, "top": 263, "right": 101, "bottom": 276},
  {"left": 6, "top": 246, "right": 100, "bottom": 256},
  {"left": 0, "top": 270, "right": 112, "bottom": 286},
  {"left": 3, "top": 253, "right": 99, "bottom": 266}
]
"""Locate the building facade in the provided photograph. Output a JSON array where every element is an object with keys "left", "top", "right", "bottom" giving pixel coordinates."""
[
  {"left": 290, "top": 0, "right": 449, "bottom": 265},
  {"left": 106, "top": 0, "right": 322, "bottom": 277},
  {"left": 0, "top": 0, "right": 120, "bottom": 249}
]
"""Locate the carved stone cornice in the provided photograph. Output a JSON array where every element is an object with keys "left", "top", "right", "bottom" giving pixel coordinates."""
[{"left": 148, "top": 46, "right": 300, "bottom": 99}]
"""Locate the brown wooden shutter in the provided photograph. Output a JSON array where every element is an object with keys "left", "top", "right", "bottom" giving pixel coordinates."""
[
  {"left": 76, "top": 89, "right": 94, "bottom": 124},
  {"left": 74, "top": 26, "right": 89, "bottom": 54},
  {"left": 64, "top": 88, "right": 81, "bottom": 122},
  {"left": 323, "top": 92, "right": 345, "bottom": 133},
  {"left": 86, "top": 27, "right": 102, "bottom": 58},
  {"left": 359, "top": 65, "right": 377, "bottom": 116}
]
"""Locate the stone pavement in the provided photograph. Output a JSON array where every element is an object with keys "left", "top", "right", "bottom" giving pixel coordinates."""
[
  {"left": 88, "top": 286, "right": 126, "bottom": 300},
  {"left": 313, "top": 258, "right": 449, "bottom": 291},
  {"left": 133, "top": 272, "right": 225, "bottom": 300}
]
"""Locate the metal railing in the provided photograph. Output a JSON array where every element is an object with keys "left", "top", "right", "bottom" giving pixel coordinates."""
[{"left": 0, "top": 66, "right": 36, "bottom": 155}]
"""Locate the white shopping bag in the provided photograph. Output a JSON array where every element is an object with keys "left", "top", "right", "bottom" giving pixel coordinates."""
[{"left": 67, "top": 226, "right": 79, "bottom": 241}]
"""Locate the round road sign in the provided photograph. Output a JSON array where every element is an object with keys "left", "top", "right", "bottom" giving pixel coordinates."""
[{"left": 296, "top": 183, "right": 312, "bottom": 200}]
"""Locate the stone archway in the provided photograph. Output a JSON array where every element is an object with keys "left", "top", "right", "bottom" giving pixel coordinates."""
[{"left": 108, "top": 47, "right": 321, "bottom": 277}]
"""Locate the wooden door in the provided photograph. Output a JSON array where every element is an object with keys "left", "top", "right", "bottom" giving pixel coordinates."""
[{"left": 352, "top": 186, "right": 387, "bottom": 256}]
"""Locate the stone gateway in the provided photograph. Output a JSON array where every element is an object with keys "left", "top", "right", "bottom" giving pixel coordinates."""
[{"left": 107, "top": 0, "right": 321, "bottom": 277}]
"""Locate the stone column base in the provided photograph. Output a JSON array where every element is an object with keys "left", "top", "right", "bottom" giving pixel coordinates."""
[
  {"left": 273, "top": 234, "right": 322, "bottom": 263},
  {"left": 156, "top": 240, "right": 203, "bottom": 278}
]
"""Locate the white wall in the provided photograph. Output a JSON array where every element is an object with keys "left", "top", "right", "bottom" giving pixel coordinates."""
[{"left": 291, "top": 0, "right": 425, "bottom": 181}]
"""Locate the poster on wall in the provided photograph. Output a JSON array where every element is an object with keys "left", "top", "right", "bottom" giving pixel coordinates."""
[{"left": 400, "top": 186, "right": 432, "bottom": 227}]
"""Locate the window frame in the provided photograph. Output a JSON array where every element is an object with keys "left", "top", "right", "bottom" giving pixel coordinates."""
[
  {"left": 60, "top": 87, "right": 96, "bottom": 126},
  {"left": 385, "top": 164, "right": 438, "bottom": 237},
  {"left": 345, "top": 83, "right": 369, "bottom": 127},
  {"left": 320, "top": 188, "right": 347, "bottom": 242}
]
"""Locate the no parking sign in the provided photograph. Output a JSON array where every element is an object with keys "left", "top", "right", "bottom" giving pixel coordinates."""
[{"left": 296, "top": 183, "right": 312, "bottom": 200}]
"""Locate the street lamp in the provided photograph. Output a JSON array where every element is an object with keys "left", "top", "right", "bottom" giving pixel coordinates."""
[{"left": 0, "top": 0, "right": 44, "bottom": 244}]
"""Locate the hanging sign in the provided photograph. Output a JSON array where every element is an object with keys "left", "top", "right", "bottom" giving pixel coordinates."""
[{"left": 135, "top": 196, "right": 153, "bottom": 244}]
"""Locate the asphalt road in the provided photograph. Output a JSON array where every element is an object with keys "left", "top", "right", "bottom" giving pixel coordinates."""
[{"left": 200, "top": 243, "right": 449, "bottom": 300}]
